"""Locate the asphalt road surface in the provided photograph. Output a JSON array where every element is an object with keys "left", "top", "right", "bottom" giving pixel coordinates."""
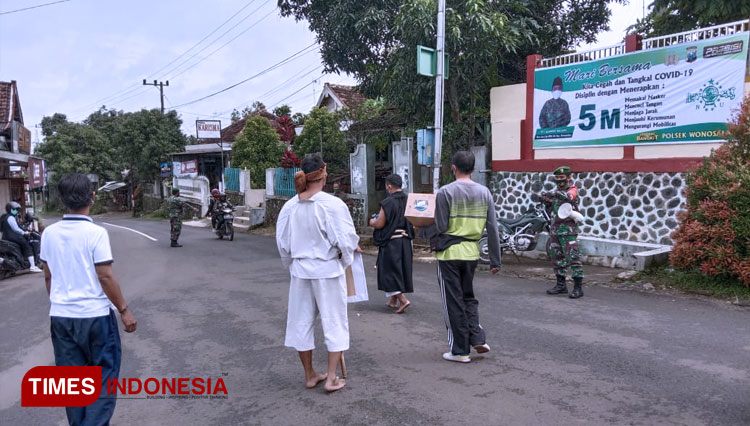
[{"left": 1, "top": 216, "right": 749, "bottom": 426}]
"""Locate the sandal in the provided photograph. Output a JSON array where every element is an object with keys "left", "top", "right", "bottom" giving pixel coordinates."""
[{"left": 395, "top": 301, "right": 411, "bottom": 314}]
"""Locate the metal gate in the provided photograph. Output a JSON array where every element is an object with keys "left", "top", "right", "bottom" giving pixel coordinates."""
[
  {"left": 224, "top": 168, "right": 240, "bottom": 192},
  {"left": 274, "top": 167, "right": 299, "bottom": 197}
]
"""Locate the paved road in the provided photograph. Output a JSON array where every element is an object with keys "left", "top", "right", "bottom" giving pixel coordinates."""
[{"left": 1, "top": 216, "right": 749, "bottom": 425}]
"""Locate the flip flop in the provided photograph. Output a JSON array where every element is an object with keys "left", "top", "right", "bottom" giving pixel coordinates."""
[{"left": 395, "top": 301, "right": 411, "bottom": 314}]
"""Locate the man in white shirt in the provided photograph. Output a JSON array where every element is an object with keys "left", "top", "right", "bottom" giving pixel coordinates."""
[
  {"left": 40, "top": 173, "right": 137, "bottom": 426},
  {"left": 276, "top": 155, "right": 360, "bottom": 392}
]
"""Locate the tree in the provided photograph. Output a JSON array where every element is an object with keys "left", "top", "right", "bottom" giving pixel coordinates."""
[
  {"left": 629, "top": 0, "right": 750, "bottom": 37},
  {"left": 292, "top": 112, "right": 308, "bottom": 125},
  {"left": 293, "top": 107, "right": 348, "bottom": 173},
  {"left": 113, "top": 109, "right": 186, "bottom": 184},
  {"left": 231, "top": 101, "right": 269, "bottom": 123},
  {"left": 273, "top": 104, "right": 292, "bottom": 118},
  {"left": 279, "top": 0, "right": 623, "bottom": 156},
  {"left": 251, "top": 101, "right": 266, "bottom": 112},
  {"left": 232, "top": 115, "right": 286, "bottom": 187},
  {"left": 40, "top": 113, "right": 70, "bottom": 137},
  {"left": 36, "top": 116, "right": 120, "bottom": 185},
  {"left": 231, "top": 106, "right": 253, "bottom": 123}
]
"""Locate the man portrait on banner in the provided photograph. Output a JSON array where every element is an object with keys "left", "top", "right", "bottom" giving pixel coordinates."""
[{"left": 539, "top": 76, "right": 571, "bottom": 129}]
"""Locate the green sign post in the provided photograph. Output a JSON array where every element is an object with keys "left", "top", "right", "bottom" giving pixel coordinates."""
[{"left": 417, "top": 45, "right": 449, "bottom": 79}]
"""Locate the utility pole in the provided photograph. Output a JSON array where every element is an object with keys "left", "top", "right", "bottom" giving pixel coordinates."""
[
  {"left": 142, "top": 79, "right": 169, "bottom": 113},
  {"left": 432, "top": 0, "right": 446, "bottom": 193}
]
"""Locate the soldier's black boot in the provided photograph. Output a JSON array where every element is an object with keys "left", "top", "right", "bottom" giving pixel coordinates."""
[
  {"left": 569, "top": 277, "right": 584, "bottom": 299},
  {"left": 546, "top": 275, "right": 568, "bottom": 295},
  {"left": 171, "top": 240, "right": 182, "bottom": 247}
]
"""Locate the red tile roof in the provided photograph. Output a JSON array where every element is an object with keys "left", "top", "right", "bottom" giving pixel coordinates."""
[
  {"left": 326, "top": 83, "right": 366, "bottom": 111},
  {"left": 198, "top": 110, "right": 283, "bottom": 144},
  {"left": 0, "top": 82, "right": 14, "bottom": 130},
  {"left": 0, "top": 80, "right": 23, "bottom": 131}
]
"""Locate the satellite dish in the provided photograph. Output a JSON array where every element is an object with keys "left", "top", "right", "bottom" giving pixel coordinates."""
[{"left": 558, "top": 203, "right": 584, "bottom": 223}]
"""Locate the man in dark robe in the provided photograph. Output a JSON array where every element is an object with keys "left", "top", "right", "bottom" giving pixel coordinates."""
[
  {"left": 539, "top": 76, "right": 571, "bottom": 129},
  {"left": 370, "top": 174, "right": 414, "bottom": 314}
]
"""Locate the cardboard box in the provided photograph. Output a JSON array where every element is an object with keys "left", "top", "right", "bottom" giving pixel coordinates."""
[{"left": 405, "top": 193, "right": 436, "bottom": 227}]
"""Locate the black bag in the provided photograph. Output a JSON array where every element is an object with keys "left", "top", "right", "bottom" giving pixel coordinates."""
[{"left": 429, "top": 234, "right": 478, "bottom": 252}]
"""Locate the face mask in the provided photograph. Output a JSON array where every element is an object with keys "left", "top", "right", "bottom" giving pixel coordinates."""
[
  {"left": 10, "top": 209, "right": 18, "bottom": 216},
  {"left": 552, "top": 90, "right": 562, "bottom": 99}
]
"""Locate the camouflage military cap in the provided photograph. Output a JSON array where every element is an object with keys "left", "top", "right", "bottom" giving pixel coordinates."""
[
  {"left": 553, "top": 166, "right": 570, "bottom": 180},
  {"left": 171, "top": 187, "right": 180, "bottom": 195}
]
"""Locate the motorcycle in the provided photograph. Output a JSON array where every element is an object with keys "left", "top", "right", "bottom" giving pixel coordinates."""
[
  {"left": 22, "top": 213, "right": 42, "bottom": 265},
  {"left": 214, "top": 204, "right": 235, "bottom": 241},
  {"left": 478, "top": 202, "right": 551, "bottom": 264},
  {"left": 0, "top": 214, "right": 41, "bottom": 278}
]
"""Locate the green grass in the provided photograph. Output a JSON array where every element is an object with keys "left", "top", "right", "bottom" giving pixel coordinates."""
[{"left": 637, "top": 266, "right": 750, "bottom": 301}]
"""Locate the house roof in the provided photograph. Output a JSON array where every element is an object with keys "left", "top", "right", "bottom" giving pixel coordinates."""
[
  {"left": 0, "top": 80, "right": 23, "bottom": 130},
  {"left": 316, "top": 83, "right": 367, "bottom": 112},
  {"left": 199, "top": 110, "right": 282, "bottom": 144}
]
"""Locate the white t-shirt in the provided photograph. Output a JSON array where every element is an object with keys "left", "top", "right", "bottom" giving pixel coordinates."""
[{"left": 40, "top": 215, "right": 114, "bottom": 318}]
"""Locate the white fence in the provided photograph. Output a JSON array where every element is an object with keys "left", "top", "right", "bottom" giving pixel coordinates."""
[{"left": 539, "top": 19, "right": 750, "bottom": 69}]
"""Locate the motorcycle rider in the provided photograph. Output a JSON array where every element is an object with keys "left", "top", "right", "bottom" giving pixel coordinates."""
[
  {"left": 210, "top": 192, "right": 233, "bottom": 234},
  {"left": 539, "top": 166, "right": 584, "bottom": 299},
  {"left": 208, "top": 188, "right": 221, "bottom": 230},
  {"left": 0, "top": 201, "right": 42, "bottom": 272}
]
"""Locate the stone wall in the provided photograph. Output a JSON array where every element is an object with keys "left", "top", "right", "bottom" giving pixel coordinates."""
[
  {"left": 224, "top": 191, "right": 244, "bottom": 207},
  {"left": 264, "top": 193, "right": 367, "bottom": 231},
  {"left": 342, "top": 194, "right": 366, "bottom": 231},
  {"left": 264, "top": 195, "right": 290, "bottom": 227},
  {"left": 142, "top": 194, "right": 163, "bottom": 213},
  {"left": 489, "top": 172, "right": 686, "bottom": 245}
]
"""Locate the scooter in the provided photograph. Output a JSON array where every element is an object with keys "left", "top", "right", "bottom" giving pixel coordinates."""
[
  {"left": 478, "top": 202, "right": 551, "bottom": 264},
  {"left": 214, "top": 204, "right": 235, "bottom": 241},
  {"left": 22, "top": 213, "right": 41, "bottom": 265}
]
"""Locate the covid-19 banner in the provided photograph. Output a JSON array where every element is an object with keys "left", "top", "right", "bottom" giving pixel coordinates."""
[{"left": 533, "top": 32, "right": 749, "bottom": 149}]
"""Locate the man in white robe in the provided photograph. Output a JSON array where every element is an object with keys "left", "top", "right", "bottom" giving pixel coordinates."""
[{"left": 276, "top": 154, "right": 360, "bottom": 392}]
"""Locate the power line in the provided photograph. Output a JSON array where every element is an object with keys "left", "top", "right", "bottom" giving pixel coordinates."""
[
  {"left": 268, "top": 77, "right": 322, "bottom": 109},
  {"left": 165, "top": 2, "right": 275, "bottom": 81},
  {"left": 0, "top": 0, "right": 70, "bottom": 16},
  {"left": 215, "top": 62, "right": 322, "bottom": 116},
  {"left": 168, "top": 42, "right": 318, "bottom": 109},
  {"left": 150, "top": 0, "right": 260, "bottom": 80},
  {"left": 70, "top": 0, "right": 261, "bottom": 114}
]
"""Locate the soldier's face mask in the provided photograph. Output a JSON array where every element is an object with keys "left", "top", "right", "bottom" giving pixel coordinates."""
[
  {"left": 552, "top": 90, "right": 562, "bottom": 99},
  {"left": 10, "top": 209, "right": 18, "bottom": 216},
  {"left": 555, "top": 179, "right": 568, "bottom": 189}
]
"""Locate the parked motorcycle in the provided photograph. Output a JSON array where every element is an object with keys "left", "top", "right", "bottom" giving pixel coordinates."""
[
  {"left": 478, "top": 202, "right": 551, "bottom": 264},
  {"left": 214, "top": 204, "right": 235, "bottom": 241}
]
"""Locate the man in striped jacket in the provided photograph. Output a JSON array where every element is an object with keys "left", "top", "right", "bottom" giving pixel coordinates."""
[{"left": 434, "top": 151, "right": 502, "bottom": 363}]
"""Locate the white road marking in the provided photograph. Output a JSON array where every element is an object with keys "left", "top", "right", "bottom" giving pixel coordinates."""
[{"left": 102, "top": 222, "right": 158, "bottom": 241}]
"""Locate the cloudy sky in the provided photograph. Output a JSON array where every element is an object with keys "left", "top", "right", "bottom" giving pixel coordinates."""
[{"left": 0, "top": 0, "right": 645, "bottom": 144}]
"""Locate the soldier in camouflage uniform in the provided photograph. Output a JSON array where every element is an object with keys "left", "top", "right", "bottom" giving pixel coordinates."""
[
  {"left": 539, "top": 166, "right": 584, "bottom": 299},
  {"left": 167, "top": 187, "right": 195, "bottom": 248}
]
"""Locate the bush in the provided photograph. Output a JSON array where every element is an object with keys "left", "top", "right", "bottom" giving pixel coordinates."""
[
  {"left": 232, "top": 115, "right": 286, "bottom": 187},
  {"left": 670, "top": 96, "right": 750, "bottom": 286},
  {"left": 293, "top": 107, "right": 348, "bottom": 173}
]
